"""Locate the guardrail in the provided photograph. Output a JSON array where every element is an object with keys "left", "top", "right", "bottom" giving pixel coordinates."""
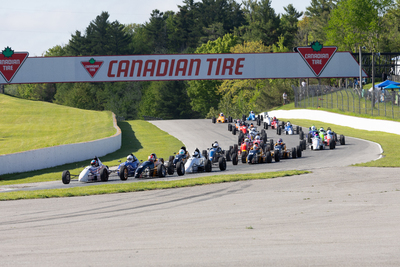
[{"left": 293, "top": 85, "right": 400, "bottom": 119}]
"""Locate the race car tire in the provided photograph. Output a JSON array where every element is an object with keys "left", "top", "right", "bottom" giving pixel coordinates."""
[
  {"left": 335, "top": 133, "right": 338, "bottom": 142},
  {"left": 205, "top": 160, "right": 212, "bottom": 172},
  {"left": 229, "top": 116, "right": 233, "bottom": 123},
  {"left": 62, "top": 170, "right": 71, "bottom": 184},
  {"left": 167, "top": 161, "right": 175, "bottom": 175},
  {"left": 212, "top": 117, "right": 216, "bottom": 123},
  {"left": 274, "top": 151, "right": 280, "bottom": 162},
  {"left": 329, "top": 140, "right": 335, "bottom": 149},
  {"left": 266, "top": 152, "right": 272, "bottom": 163},
  {"left": 169, "top": 155, "right": 174, "bottom": 162},
  {"left": 202, "top": 150, "right": 208, "bottom": 159},
  {"left": 280, "top": 121, "right": 285, "bottom": 128},
  {"left": 277, "top": 127, "right": 282, "bottom": 135},
  {"left": 265, "top": 144, "right": 271, "bottom": 152},
  {"left": 257, "top": 118, "right": 261, "bottom": 126},
  {"left": 269, "top": 139, "right": 274, "bottom": 148},
  {"left": 119, "top": 165, "right": 129, "bottom": 180},
  {"left": 264, "top": 122, "right": 268, "bottom": 130},
  {"left": 303, "top": 140, "right": 307, "bottom": 150},
  {"left": 228, "top": 123, "right": 232, "bottom": 131},
  {"left": 219, "top": 157, "right": 227, "bottom": 171},
  {"left": 232, "top": 153, "right": 238, "bottom": 165},
  {"left": 176, "top": 161, "right": 185, "bottom": 176},
  {"left": 299, "top": 131, "right": 304, "bottom": 140},
  {"left": 232, "top": 127, "right": 236, "bottom": 135},
  {"left": 307, "top": 133, "right": 312, "bottom": 143},
  {"left": 241, "top": 152, "right": 247, "bottom": 163},
  {"left": 292, "top": 147, "right": 297, "bottom": 158},
  {"left": 225, "top": 150, "right": 231, "bottom": 161},
  {"left": 297, "top": 146, "right": 302, "bottom": 158},
  {"left": 157, "top": 164, "right": 166, "bottom": 178},
  {"left": 233, "top": 144, "right": 238, "bottom": 154},
  {"left": 100, "top": 168, "right": 109, "bottom": 182},
  {"left": 340, "top": 135, "right": 345, "bottom": 145},
  {"left": 242, "top": 114, "right": 246, "bottom": 122}
]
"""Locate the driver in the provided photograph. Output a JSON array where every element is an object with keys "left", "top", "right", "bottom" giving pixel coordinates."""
[
  {"left": 89, "top": 157, "right": 100, "bottom": 180},
  {"left": 192, "top": 148, "right": 201, "bottom": 158},
  {"left": 127, "top": 154, "right": 138, "bottom": 163},
  {"left": 212, "top": 141, "right": 222, "bottom": 153},
  {"left": 275, "top": 138, "right": 284, "bottom": 147}
]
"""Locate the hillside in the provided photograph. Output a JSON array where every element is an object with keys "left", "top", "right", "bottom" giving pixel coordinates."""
[{"left": 0, "top": 94, "right": 115, "bottom": 155}]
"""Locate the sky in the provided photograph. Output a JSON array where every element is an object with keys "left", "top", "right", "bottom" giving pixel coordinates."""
[{"left": 1, "top": 0, "right": 310, "bottom": 57}]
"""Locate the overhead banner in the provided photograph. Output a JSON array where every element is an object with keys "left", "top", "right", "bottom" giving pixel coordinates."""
[{"left": 0, "top": 47, "right": 367, "bottom": 84}]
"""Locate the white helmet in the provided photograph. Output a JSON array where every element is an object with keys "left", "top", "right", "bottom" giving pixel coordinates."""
[
  {"left": 179, "top": 149, "right": 185, "bottom": 155},
  {"left": 311, "top": 125, "right": 316, "bottom": 131},
  {"left": 320, "top": 127, "right": 325, "bottom": 132},
  {"left": 287, "top": 122, "right": 291, "bottom": 126},
  {"left": 255, "top": 136, "right": 260, "bottom": 140},
  {"left": 193, "top": 150, "right": 199, "bottom": 157},
  {"left": 212, "top": 142, "right": 219, "bottom": 148},
  {"left": 127, "top": 155, "right": 133, "bottom": 162}
]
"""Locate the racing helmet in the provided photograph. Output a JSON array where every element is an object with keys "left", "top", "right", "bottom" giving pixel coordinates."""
[
  {"left": 251, "top": 111, "right": 254, "bottom": 114},
  {"left": 286, "top": 121, "right": 291, "bottom": 126},
  {"left": 319, "top": 127, "right": 325, "bottom": 132},
  {"left": 179, "top": 149, "right": 185, "bottom": 155},
  {"left": 273, "top": 116, "right": 276, "bottom": 120},
  {"left": 327, "top": 129, "right": 332, "bottom": 135},
  {"left": 255, "top": 136, "right": 260, "bottom": 140},
  {"left": 311, "top": 125, "right": 316, "bottom": 131},
  {"left": 91, "top": 159, "right": 97, "bottom": 166},
  {"left": 278, "top": 138, "right": 283, "bottom": 143},
  {"left": 245, "top": 138, "right": 250, "bottom": 142},
  {"left": 127, "top": 155, "right": 134, "bottom": 162},
  {"left": 192, "top": 150, "right": 199, "bottom": 157},
  {"left": 212, "top": 142, "right": 219, "bottom": 148},
  {"left": 254, "top": 142, "right": 259, "bottom": 147},
  {"left": 220, "top": 113, "right": 224, "bottom": 116}
]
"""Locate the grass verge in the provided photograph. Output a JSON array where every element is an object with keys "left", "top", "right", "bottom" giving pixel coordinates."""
[
  {"left": 0, "top": 120, "right": 185, "bottom": 185},
  {"left": 280, "top": 118, "right": 398, "bottom": 167},
  {"left": 0, "top": 94, "right": 115, "bottom": 155},
  {"left": 0, "top": 170, "right": 309, "bottom": 201}
]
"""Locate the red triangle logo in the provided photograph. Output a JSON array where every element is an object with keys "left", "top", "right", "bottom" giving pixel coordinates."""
[
  {"left": 81, "top": 58, "right": 103, "bottom": 78},
  {"left": 297, "top": 45, "right": 337, "bottom": 76},
  {"left": 0, "top": 48, "right": 29, "bottom": 83}
]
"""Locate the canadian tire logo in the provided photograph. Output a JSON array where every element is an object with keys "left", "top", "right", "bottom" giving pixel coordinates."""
[
  {"left": 296, "top": 42, "right": 337, "bottom": 77},
  {"left": 81, "top": 58, "right": 103, "bottom": 78},
  {"left": 0, "top": 47, "right": 29, "bottom": 83}
]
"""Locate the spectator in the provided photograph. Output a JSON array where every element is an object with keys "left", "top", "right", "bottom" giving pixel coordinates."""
[
  {"left": 382, "top": 71, "right": 387, "bottom": 81},
  {"left": 283, "top": 92, "right": 288, "bottom": 105},
  {"left": 301, "top": 80, "right": 306, "bottom": 87}
]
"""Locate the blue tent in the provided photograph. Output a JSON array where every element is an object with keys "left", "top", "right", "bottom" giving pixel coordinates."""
[
  {"left": 375, "top": 80, "right": 400, "bottom": 88},
  {"left": 383, "top": 83, "right": 400, "bottom": 90}
]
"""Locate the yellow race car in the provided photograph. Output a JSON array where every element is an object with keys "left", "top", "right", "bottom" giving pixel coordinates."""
[{"left": 212, "top": 113, "right": 232, "bottom": 123}]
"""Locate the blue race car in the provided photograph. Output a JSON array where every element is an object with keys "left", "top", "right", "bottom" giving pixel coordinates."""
[
  {"left": 247, "top": 111, "right": 257, "bottom": 121},
  {"left": 117, "top": 154, "right": 140, "bottom": 180}
]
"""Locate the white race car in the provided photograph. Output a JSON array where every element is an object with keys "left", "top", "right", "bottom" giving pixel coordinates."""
[
  {"left": 184, "top": 152, "right": 212, "bottom": 173},
  {"left": 309, "top": 135, "right": 325, "bottom": 150},
  {"left": 62, "top": 156, "right": 110, "bottom": 184}
]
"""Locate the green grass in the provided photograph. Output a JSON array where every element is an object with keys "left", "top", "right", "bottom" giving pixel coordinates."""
[
  {"left": 0, "top": 120, "right": 185, "bottom": 185},
  {"left": 0, "top": 94, "right": 115, "bottom": 155},
  {"left": 281, "top": 118, "right": 399, "bottom": 167},
  {"left": 0, "top": 170, "right": 309, "bottom": 201}
]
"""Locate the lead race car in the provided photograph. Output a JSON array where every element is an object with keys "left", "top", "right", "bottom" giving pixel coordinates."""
[{"left": 62, "top": 156, "right": 111, "bottom": 184}]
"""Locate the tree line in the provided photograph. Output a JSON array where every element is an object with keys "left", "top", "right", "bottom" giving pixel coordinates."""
[{"left": 5, "top": 0, "right": 400, "bottom": 119}]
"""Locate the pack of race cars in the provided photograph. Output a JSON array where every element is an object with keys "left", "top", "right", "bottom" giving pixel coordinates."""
[{"left": 62, "top": 111, "right": 346, "bottom": 184}]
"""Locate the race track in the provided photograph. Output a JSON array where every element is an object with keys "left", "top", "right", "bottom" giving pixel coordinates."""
[{"left": 2, "top": 118, "right": 400, "bottom": 266}]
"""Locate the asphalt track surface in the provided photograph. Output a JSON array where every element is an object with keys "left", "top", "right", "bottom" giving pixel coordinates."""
[{"left": 2, "top": 119, "right": 400, "bottom": 266}]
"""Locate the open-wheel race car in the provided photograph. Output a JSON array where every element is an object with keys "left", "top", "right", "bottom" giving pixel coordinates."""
[
  {"left": 134, "top": 153, "right": 167, "bottom": 178},
  {"left": 62, "top": 156, "right": 111, "bottom": 184},
  {"left": 185, "top": 149, "right": 213, "bottom": 173},
  {"left": 246, "top": 143, "right": 272, "bottom": 164},
  {"left": 212, "top": 113, "right": 232, "bottom": 123},
  {"left": 268, "top": 139, "right": 301, "bottom": 161},
  {"left": 117, "top": 154, "right": 140, "bottom": 180},
  {"left": 202, "top": 141, "right": 230, "bottom": 171},
  {"left": 165, "top": 147, "right": 188, "bottom": 176}
]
